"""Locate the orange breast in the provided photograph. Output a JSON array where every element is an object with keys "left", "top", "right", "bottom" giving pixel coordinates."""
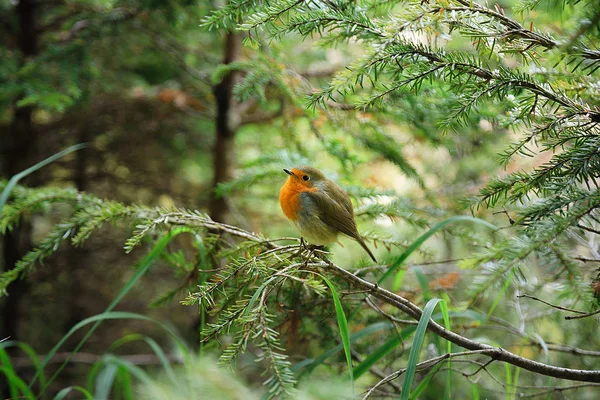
[
  {"left": 280, "top": 184, "right": 301, "bottom": 221},
  {"left": 280, "top": 177, "right": 317, "bottom": 221}
]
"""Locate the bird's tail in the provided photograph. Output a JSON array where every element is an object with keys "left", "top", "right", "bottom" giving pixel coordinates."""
[{"left": 356, "top": 235, "right": 377, "bottom": 263}]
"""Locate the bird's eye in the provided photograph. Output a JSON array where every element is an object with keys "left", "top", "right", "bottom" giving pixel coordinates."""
[{"left": 303, "top": 175, "right": 310, "bottom": 181}]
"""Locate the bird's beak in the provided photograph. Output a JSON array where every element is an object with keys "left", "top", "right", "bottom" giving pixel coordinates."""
[{"left": 283, "top": 168, "right": 294, "bottom": 176}]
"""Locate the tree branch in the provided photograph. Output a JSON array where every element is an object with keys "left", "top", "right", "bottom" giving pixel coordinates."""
[
  {"left": 159, "top": 216, "right": 600, "bottom": 383},
  {"left": 517, "top": 294, "right": 589, "bottom": 315},
  {"left": 315, "top": 254, "right": 600, "bottom": 383}
]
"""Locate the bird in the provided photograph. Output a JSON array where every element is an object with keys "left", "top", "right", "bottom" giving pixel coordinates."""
[{"left": 279, "top": 166, "right": 377, "bottom": 263}]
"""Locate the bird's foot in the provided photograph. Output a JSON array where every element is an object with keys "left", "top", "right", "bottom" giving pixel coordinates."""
[
  {"left": 308, "top": 244, "right": 326, "bottom": 254},
  {"left": 304, "top": 244, "right": 327, "bottom": 268},
  {"left": 288, "top": 237, "right": 310, "bottom": 260},
  {"left": 291, "top": 238, "right": 326, "bottom": 267},
  {"left": 300, "top": 237, "right": 308, "bottom": 251}
]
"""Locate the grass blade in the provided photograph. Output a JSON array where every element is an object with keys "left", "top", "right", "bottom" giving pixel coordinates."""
[
  {"left": 440, "top": 299, "right": 452, "bottom": 399},
  {"left": 295, "top": 321, "right": 393, "bottom": 375},
  {"left": 95, "top": 363, "right": 118, "bottom": 400},
  {"left": 486, "top": 267, "right": 515, "bottom": 319},
  {"left": 0, "top": 365, "right": 35, "bottom": 399},
  {"left": 116, "top": 364, "right": 134, "bottom": 400},
  {"left": 392, "top": 268, "right": 406, "bottom": 292},
  {"left": 0, "top": 143, "right": 87, "bottom": 214},
  {"left": 414, "top": 267, "right": 432, "bottom": 301},
  {"left": 107, "top": 333, "right": 177, "bottom": 384},
  {"left": 0, "top": 341, "right": 48, "bottom": 393},
  {"left": 102, "top": 354, "right": 154, "bottom": 385},
  {"left": 379, "top": 216, "right": 497, "bottom": 285},
  {"left": 142, "top": 336, "right": 177, "bottom": 385},
  {"left": 352, "top": 326, "right": 416, "bottom": 379},
  {"left": 31, "top": 227, "right": 192, "bottom": 395},
  {"left": 409, "top": 362, "right": 444, "bottom": 400},
  {"left": 321, "top": 275, "right": 353, "bottom": 383},
  {"left": 504, "top": 362, "right": 512, "bottom": 400},
  {"left": 472, "top": 383, "right": 480, "bottom": 400},
  {"left": 54, "top": 386, "right": 94, "bottom": 400},
  {"left": 401, "top": 298, "right": 442, "bottom": 400}
]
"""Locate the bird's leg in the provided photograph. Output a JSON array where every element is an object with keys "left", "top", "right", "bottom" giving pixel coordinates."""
[
  {"left": 303, "top": 244, "right": 328, "bottom": 269},
  {"left": 289, "top": 237, "right": 325, "bottom": 267},
  {"left": 301, "top": 238, "right": 316, "bottom": 268},
  {"left": 300, "top": 238, "right": 326, "bottom": 268},
  {"left": 300, "top": 237, "right": 309, "bottom": 251},
  {"left": 288, "top": 237, "right": 309, "bottom": 261}
]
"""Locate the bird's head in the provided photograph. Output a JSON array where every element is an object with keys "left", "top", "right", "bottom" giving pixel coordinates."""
[{"left": 283, "top": 166, "right": 326, "bottom": 189}]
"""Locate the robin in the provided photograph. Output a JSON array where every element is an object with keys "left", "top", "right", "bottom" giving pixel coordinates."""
[{"left": 279, "top": 166, "right": 377, "bottom": 262}]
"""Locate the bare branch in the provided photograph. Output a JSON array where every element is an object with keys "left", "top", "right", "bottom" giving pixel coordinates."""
[
  {"left": 362, "top": 350, "right": 495, "bottom": 399},
  {"left": 315, "top": 254, "right": 600, "bottom": 383},
  {"left": 351, "top": 349, "right": 402, "bottom": 392},
  {"left": 565, "top": 309, "right": 600, "bottom": 320},
  {"left": 517, "top": 383, "right": 600, "bottom": 398},
  {"left": 517, "top": 294, "right": 589, "bottom": 315},
  {"left": 577, "top": 223, "right": 600, "bottom": 235}
]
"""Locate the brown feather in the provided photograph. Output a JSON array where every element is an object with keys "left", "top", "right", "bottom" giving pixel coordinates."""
[{"left": 305, "top": 186, "right": 377, "bottom": 263}]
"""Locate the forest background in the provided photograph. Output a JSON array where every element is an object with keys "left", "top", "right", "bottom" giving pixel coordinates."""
[{"left": 1, "top": 0, "right": 600, "bottom": 398}]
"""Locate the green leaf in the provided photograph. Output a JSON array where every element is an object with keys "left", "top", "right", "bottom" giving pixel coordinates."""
[
  {"left": 54, "top": 386, "right": 94, "bottom": 400},
  {"left": 440, "top": 299, "right": 452, "bottom": 399},
  {"left": 392, "top": 268, "right": 406, "bottom": 292},
  {"left": 0, "top": 341, "right": 48, "bottom": 393},
  {"left": 142, "top": 336, "right": 177, "bottom": 385},
  {"left": 100, "top": 354, "right": 154, "bottom": 386},
  {"left": 31, "top": 227, "right": 192, "bottom": 396},
  {"left": 379, "top": 216, "right": 498, "bottom": 285},
  {"left": 0, "top": 365, "right": 35, "bottom": 399},
  {"left": 415, "top": 267, "right": 432, "bottom": 302},
  {"left": 401, "top": 298, "right": 442, "bottom": 400},
  {"left": 321, "top": 276, "right": 353, "bottom": 384},
  {"left": 106, "top": 333, "right": 177, "bottom": 386},
  {"left": 472, "top": 383, "right": 480, "bottom": 400},
  {"left": 486, "top": 267, "right": 515, "bottom": 319},
  {"left": 352, "top": 326, "right": 417, "bottom": 379},
  {"left": 409, "top": 362, "right": 444, "bottom": 400},
  {"left": 95, "top": 363, "right": 118, "bottom": 400},
  {"left": 0, "top": 143, "right": 87, "bottom": 214},
  {"left": 295, "top": 321, "right": 394, "bottom": 375},
  {"left": 116, "top": 365, "right": 133, "bottom": 400}
]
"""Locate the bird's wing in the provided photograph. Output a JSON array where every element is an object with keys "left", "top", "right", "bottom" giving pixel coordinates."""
[
  {"left": 336, "top": 187, "right": 354, "bottom": 216},
  {"left": 305, "top": 187, "right": 378, "bottom": 263},
  {"left": 319, "top": 180, "right": 354, "bottom": 216},
  {"left": 304, "top": 189, "right": 359, "bottom": 239}
]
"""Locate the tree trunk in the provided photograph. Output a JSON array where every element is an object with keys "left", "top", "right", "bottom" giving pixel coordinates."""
[
  {"left": 1, "top": 0, "right": 39, "bottom": 343},
  {"left": 209, "top": 32, "right": 242, "bottom": 223}
]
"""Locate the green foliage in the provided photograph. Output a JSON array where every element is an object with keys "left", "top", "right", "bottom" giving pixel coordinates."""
[
  {"left": 401, "top": 298, "right": 443, "bottom": 400},
  {"left": 321, "top": 275, "right": 353, "bottom": 383},
  {"left": 222, "top": 0, "right": 600, "bottom": 236},
  {"left": 3, "top": 0, "right": 600, "bottom": 398},
  {"left": 0, "top": 143, "right": 87, "bottom": 215}
]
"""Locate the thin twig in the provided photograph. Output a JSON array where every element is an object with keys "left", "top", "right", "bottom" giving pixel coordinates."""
[
  {"left": 362, "top": 350, "right": 495, "bottom": 399},
  {"left": 517, "top": 294, "right": 588, "bottom": 315},
  {"left": 517, "top": 383, "right": 600, "bottom": 398},
  {"left": 577, "top": 223, "right": 600, "bottom": 235},
  {"left": 575, "top": 257, "right": 600, "bottom": 263},
  {"left": 315, "top": 253, "right": 600, "bottom": 382},
  {"left": 143, "top": 214, "right": 600, "bottom": 383},
  {"left": 365, "top": 296, "right": 418, "bottom": 326},
  {"left": 350, "top": 349, "right": 402, "bottom": 392},
  {"left": 565, "top": 309, "right": 600, "bottom": 320}
]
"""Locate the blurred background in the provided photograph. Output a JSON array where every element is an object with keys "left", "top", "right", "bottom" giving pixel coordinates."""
[{"left": 1, "top": 0, "right": 599, "bottom": 398}]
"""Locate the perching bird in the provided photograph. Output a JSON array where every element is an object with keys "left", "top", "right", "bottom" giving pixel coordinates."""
[{"left": 279, "top": 166, "right": 377, "bottom": 262}]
